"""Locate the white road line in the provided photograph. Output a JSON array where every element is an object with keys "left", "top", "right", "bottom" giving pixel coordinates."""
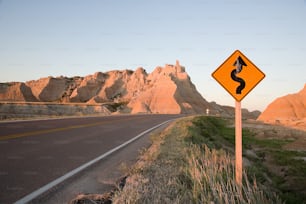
[{"left": 14, "top": 119, "right": 174, "bottom": 204}]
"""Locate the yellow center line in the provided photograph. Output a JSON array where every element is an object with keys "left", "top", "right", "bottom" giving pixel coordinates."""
[
  {"left": 0, "top": 116, "right": 146, "bottom": 141},
  {"left": 0, "top": 122, "right": 105, "bottom": 141}
]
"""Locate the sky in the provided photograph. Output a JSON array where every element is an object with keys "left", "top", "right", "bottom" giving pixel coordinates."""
[{"left": 0, "top": 0, "right": 305, "bottom": 111}]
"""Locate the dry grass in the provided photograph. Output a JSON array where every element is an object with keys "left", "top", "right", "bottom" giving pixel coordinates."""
[
  {"left": 187, "top": 145, "right": 281, "bottom": 204},
  {"left": 112, "top": 117, "right": 282, "bottom": 203}
]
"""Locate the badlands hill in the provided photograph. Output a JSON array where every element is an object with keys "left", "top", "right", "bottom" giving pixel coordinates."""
[
  {"left": 0, "top": 61, "right": 259, "bottom": 117},
  {"left": 257, "top": 84, "right": 306, "bottom": 130}
]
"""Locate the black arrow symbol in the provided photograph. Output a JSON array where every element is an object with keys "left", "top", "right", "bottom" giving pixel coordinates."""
[{"left": 230, "top": 56, "right": 246, "bottom": 94}]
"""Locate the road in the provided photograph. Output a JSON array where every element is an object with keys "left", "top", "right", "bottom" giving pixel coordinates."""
[{"left": 0, "top": 114, "right": 181, "bottom": 203}]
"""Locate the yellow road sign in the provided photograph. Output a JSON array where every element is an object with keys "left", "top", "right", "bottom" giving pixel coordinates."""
[{"left": 212, "top": 50, "right": 265, "bottom": 102}]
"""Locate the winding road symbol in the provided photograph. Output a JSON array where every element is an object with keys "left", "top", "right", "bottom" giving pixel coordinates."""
[{"left": 231, "top": 56, "right": 246, "bottom": 94}]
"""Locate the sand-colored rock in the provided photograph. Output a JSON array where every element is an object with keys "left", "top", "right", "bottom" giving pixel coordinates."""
[
  {"left": 95, "top": 70, "right": 133, "bottom": 102},
  {"left": 0, "top": 82, "right": 37, "bottom": 102},
  {"left": 26, "top": 77, "right": 66, "bottom": 102},
  {"left": 0, "top": 61, "right": 260, "bottom": 116},
  {"left": 128, "top": 69, "right": 181, "bottom": 114},
  {"left": 70, "top": 72, "right": 105, "bottom": 102},
  {"left": 257, "top": 84, "right": 306, "bottom": 130},
  {"left": 66, "top": 61, "right": 212, "bottom": 114},
  {"left": 127, "top": 62, "right": 211, "bottom": 114}
]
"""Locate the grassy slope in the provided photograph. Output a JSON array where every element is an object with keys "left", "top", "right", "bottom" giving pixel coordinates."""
[
  {"left": 189, "top": 116, "right": 306, "bottom": 204},
  {"left": 113, "top": 116, "right": 306, "bottom": 203}
]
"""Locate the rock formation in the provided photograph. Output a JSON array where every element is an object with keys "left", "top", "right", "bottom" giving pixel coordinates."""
[
  {"left": 257, "top": 84, "right": 306, "bottom": 130},
  {"left": 0, "top": 62, "right": 212, "bottom": 114},
  {"left": 0, "top": 61, "right": 259, "bottom": 117},
  {"left": 26, "top": 77, "right": 66, "bottom": 102},
  {"left": 126, "top": 63, "right": 211, "bottom": 114},
  {"left": 0, "top": 82, "right": 37, "bottom": 102}
]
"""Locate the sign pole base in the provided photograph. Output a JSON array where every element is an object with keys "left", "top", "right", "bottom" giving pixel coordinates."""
[{"left": 235, "top": 100, "right": 242, "bottom": 186}]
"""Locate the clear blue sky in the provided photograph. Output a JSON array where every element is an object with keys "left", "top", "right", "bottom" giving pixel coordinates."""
[{"left": 0, "top": 0, "right": 305, "bottom": 111}]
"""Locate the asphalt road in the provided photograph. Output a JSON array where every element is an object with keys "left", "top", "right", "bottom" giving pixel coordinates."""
[{"left": 0, "top": 114, "right": 181, "bottom": 203}]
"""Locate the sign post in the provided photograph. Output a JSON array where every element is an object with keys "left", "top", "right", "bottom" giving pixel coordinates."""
[
  {"left": 235, "top": 101, "right": 242, "bottom": 184},
  {"left": 212, "top": 50, "right": 265, "bottom": 185}
]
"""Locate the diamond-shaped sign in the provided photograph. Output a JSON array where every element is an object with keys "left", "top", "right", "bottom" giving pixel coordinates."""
[{"left": 212, "top": 50, "right": 265, "bottom": 102}]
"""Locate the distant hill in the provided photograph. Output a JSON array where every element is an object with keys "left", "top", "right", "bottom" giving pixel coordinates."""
[
  {"left": 257, "top": 84, "right": 306, "bottom": 130},
  {"left": 0, "top": 61, "right": 259, "bottom": 118}
]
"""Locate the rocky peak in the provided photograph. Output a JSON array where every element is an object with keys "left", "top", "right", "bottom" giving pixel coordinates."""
[{"left": 134, "top": 67, "right": 147, "bottom": 75}]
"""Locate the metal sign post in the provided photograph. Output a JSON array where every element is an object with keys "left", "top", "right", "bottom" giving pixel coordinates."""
[{"left": 212, "top": 50, "right": 265, "bottom": 185}]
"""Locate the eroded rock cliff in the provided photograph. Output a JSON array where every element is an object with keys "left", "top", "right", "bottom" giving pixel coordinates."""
[
  {"left": 0, "top": 61, "right": 213, "bottom": 114},
  {"left": 257, "top": 84, "right": 306, "bottom": 130},
  {"left": 0, "top": 61, "right": 260, "bottom": 117}
]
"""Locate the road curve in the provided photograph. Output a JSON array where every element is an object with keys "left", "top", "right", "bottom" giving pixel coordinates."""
[{"left": 0, "top": 114, "right": 181, "bottom": 203}]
